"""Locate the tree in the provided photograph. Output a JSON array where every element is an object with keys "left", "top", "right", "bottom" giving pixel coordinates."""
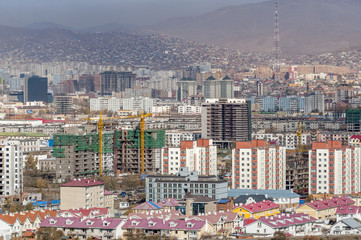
[
  {"left": 35, "top": 178, "right": 49, "bottom": 190},
  {"left": 25, "top": 154, "right": 38, "bottom": 172},
  {"left": 37, "top": 228, "right": 64, "bottom": 240},
  {"left": 25, "top": 202, "right": 34, "bottom": 211},
  {"left": 96, "top": 175, "right": 119, "bottom": 191}
]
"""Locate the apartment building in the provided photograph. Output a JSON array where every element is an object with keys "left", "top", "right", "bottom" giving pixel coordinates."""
[
  {"left": 308, "top": 140, "right": 361, "bottom": 194},
  {"left": 60, "top": 179, "right": 105, "bottom": 210},
  {"left": 165, "top": 130, "right": 198, "bottom": 147},
  {"left": 201, "top": 98, "right": 251, "bottom": 142},
  {"left": 0, "top": 140, "right": 23, "bottom": 196},
  {"left": 145, "top": 168, "right": 227, "bottom": 202},
  {"left": 161, "top": 139, "right": 217, "bottom": 176},
  {"left": 232, "top": 140, "right": 286, "bottom": 190},
  {"left": 178, "top": 105, "right": 202, "bottom": 115}
]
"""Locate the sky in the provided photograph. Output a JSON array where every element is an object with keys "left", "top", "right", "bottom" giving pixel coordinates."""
[{"left": 0, "top": 0, "right": 265, "bottom": 28}]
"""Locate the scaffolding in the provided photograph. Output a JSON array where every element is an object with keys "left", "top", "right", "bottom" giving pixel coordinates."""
[
  {"left": 52, "top": 132, "right": 114, "bottom": 158},
  {"left": 125, "top": 129, "right": 165, "bottom": 149}
]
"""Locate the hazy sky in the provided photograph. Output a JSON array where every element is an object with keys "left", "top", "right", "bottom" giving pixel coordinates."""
[{"left": 0, "top": 0, "right": 265, "bottom": 28}]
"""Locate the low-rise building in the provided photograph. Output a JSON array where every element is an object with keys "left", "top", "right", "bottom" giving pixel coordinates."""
[
  {"left": 60, "top": 179, "right": 105, "bottom": 210},
  {"left": 336, "top": 205, "right": 361, "bottom": 222},
  {"left": 232, "top": 200, "right": 280, "bottom": 219},
  {"left": 122, "top": 218, "right": 213, "bottom": 240},
  {"left": 329, "top": 218, "right": 361, "bottom": 235},
  {"left": 228, "top": 189, "right": 300, "bottom": 211},
  {"left": 296, "top": 196, "right": 354, "bottom": 221},
  {"left": 40, "top": 217, "right": 125, "bottom": 240},
  {"left": 145, "top": 168, "right": 227, "bottom": 202},
  {"left": 57, "top": 207, "right": 111, "bottom": 219},
  {"left": 244, "top": 213, "right": 316, "bottom": 237}
]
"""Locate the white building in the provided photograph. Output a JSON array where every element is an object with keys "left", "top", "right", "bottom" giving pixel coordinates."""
[
  {"left": 244, "top": 213, "right": 316, "bottom": 237},
  {"left": 309, "top": 141, "right": 361, "bottom": 194},
  {"left": 152, "top": 106, "right": 171, "bottom": 114},
  {"left": 304, "top": 91, "right": 324, "bottom": 114},
  {"left": 232, "top": 140, "right": 286, "bottom": 190},
  {"left": 165, "top": 131, "right": 195, "bottom": 147},
  {"left": 90, "top": 97, "right": 122, "bottom": 112},
  {"left": 0, "top": 140, "right": 23, "bottom": 196},
  {"left": 161, "top": 139, "right": 217, "bottom": 176},
  {"left": 123, "top": 97, "right": 153, "bottom": 114},
  {"left": 329, "top": 218, "right": 361, "bottom": 235},
  {"left": 178, "top": 105, "right": 202, "bottom": 115},
  {"left": 252, "top": 133, "right": 310, "bottom": 150}
]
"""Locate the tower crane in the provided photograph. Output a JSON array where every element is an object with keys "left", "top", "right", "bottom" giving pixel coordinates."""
[{"left": 85, "top": 110, "right": 152, "bottom": 175}]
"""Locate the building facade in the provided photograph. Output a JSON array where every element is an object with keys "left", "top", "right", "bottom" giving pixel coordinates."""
[
  {"left": 161, "top": 139, "right": 217, "bottom": 176},
  {"left": 232, "top": 140, "right": 286, "bottom": 190},
  {"left": 100, "top": 71, "right": 136, "bottom": 95},
  {"left": 201, "top": 98, "right": 251, "bottom": 142},
  {"left": 145, "top": 167, "right": 227, "bottom": 202},
  {"left": 24, "top": 76, "right": 48, "bottom": 103},
  {"left": 308, "top": 141, "right": 361, "bottom": 194}
]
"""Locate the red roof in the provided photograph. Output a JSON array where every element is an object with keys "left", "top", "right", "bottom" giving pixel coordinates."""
[
  {"left": 302, "top": 196, "right": 354, "bottom": 210},
  {"left": 351, "top": 135, "right": 361, "bottom": 141},
  {"left": 60, "top": 179, "right": 104, "bottom": 187},
  {"left": 312, "top": 141, "right": 343, "bottom": 150},
  {"left": 336, "top": 205, "right": 361, "bottom": 215},
  {"left": 235, "top": 200, "right": 279, "bottom": 213},
  {"left": 236, "top": 140, "right": 267, "bottom": 149},
  {"left": 255, "top": 213, "right": 316, "bottom": 229},
  {"left": 58, "top": 207, "right": 109, "bottom": 218}
]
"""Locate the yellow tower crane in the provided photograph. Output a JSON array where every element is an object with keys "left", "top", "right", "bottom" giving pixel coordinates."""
[{"left": 86, "top": 110, "right": 152, "bottom": 175}]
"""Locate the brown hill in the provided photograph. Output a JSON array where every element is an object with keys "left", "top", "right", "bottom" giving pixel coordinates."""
[{"left": 148, "top": 0, "right": 361, "bottom": 55}]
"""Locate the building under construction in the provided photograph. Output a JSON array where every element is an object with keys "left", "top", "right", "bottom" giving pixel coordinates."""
[
  {"left": 114, "top": 129, "right": 165, "bottom": 174},
  {"left": 53, "top": 129, "right": 165, "bottom": 179}
]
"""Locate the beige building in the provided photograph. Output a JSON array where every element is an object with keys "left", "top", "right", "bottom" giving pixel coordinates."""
[{"left": 60, "top": 179, "right": 105, "bottom": 210}]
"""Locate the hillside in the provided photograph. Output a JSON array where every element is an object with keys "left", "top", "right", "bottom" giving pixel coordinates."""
[{"left": 148, "top": 0, "right": 361, "bottom": 55}]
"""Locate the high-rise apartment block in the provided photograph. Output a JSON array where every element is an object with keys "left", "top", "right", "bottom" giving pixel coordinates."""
[
  {"left": 232, "top": 140, "right": 286, "bottom": 190},
  {"left": 203, "top": 76, "right": 234, "bottom": 99},
  {"left": 0, "top": 140, "right": 23, "bottom": 196},
  {"left": 177, "top": 78, "right": 197, "bottom": 102},
  {"left": 201, "top": 98, "right": 251, "bottom": 143},
  {"left": 24, "top": 75, "right": 48, "bottom": 103},
  {"left": 304, "top": 91, "right": 324, "bottom": 113},
  {"left": 100, "top": 71, "right": 136, "bottom": 95},
  {"left": 309, "top": 141, "right": 361, "bottom": 194},
  {"left": 54, "top": 95, "right": 73, "bottom": 114},
  {"left": 161, "top": 139, "right": 217, "bottom": 176}
]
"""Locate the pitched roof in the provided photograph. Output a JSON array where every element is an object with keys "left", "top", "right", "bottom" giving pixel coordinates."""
[
  {"left": 58, "top": 208, "right": 109, "bottom": 218},
  {"left": 228, "top": 189, "right": 300, "bottom": 199},
  {"left": 234, "top": 195, "right": 274, "bottom": 204},
  {"left": 193, "top": 212, "right": 238, "bottom": 224},
  {"left": 40, "top": 217, "right": 124, "bottom": 229},
  {"left": 336, "top": 205, "right": 361, "bottom": 215},
  {"left": 235, "top": 200, "right": 279, "bottom": 213},
  {"left": 0, "top": 209, "right": 57, "bottom": 225},
  {"left": 122, "top": 218, "right": 206, "bottom": 231},
  {"left": 156, "top": 198, "right": 179, "bottom": 208},
  {"left": 128, "top": 209, "right": 184, "bottom": 221},
  {"left": 301, "top": 196, "right": 354, "bottom": 210},
  {"left": 255, "top": 213, "right": 316, "bottom": 228},
  {"left": 340, "top": 218, "right": 361, "bottom": 229},
  {"left": 133, "top": 201, "right": 161, "bottom": 210},
  {"left": 60, "top": 179, "right": 104, "bottom": 187}
]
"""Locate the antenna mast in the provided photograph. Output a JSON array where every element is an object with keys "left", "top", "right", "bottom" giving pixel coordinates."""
[{"left": 274, "top": 0, "right": 281, "bottom": 81}]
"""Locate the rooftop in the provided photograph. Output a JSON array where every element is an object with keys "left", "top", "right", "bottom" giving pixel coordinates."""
[{"left": 60, "top": 179, "right": 104, "bottom": 187}]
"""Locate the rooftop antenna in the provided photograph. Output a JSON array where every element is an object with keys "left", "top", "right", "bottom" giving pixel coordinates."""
[{"left": 274, "top": 0, "right": 281, "bottom": 81}]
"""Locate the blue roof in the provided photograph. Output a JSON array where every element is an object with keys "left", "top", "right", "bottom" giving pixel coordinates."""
[
  {"left": 148, "top": 201, "right": 161, "bottom": 209},
  {"left": 228, "top": 189, "right": 300, "bottom": 198},
  {"left": 217, "top": 199, "right": 230, "bottom": 204}
]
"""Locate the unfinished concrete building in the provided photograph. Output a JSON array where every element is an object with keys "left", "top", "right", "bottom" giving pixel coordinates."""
[{"left": 201, "top": 98, "right": 251, "bottom": 145}]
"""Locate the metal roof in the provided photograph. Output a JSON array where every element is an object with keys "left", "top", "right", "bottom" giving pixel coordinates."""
[
  {"left": 228, "top": 189, "right": 300, "bottom": 198},
  {"left": 341, "top": 218, "right": 361, "bottom": 229}
]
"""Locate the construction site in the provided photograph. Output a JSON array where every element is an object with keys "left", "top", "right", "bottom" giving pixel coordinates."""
[{"left": 53, "top": 129, "right": 165, "bottom": 179}]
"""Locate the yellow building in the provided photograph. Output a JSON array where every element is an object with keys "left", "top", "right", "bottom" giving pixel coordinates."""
[
  {"left": 296, "top": 196, "right": 354, "bottom": 221},
  {"left": 60, "top": 179, "right": 105, "bottom": 210},
  {"left": 232, "top": 200, "right": 280, "bottom": 219}
]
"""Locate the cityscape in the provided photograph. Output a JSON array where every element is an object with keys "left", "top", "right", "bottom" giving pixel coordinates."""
[{"left": 0, "top": 0, "right": 361, "bottom": 240}]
